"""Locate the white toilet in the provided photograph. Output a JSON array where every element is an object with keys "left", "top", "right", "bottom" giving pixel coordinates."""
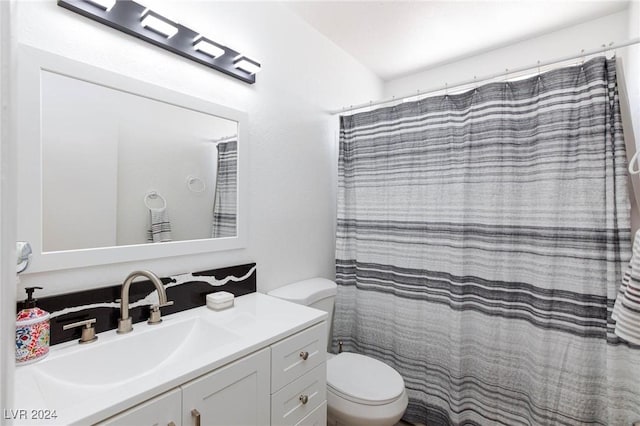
[{"left": 268, "top": 278, "right": 408, "bottom": 426}]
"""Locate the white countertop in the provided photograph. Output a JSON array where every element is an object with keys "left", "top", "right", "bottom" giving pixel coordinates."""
[{"left": 12, "top": 293, "right": 326, "bottom": 425}]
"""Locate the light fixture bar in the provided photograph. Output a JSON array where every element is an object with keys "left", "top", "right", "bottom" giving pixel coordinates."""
[
  {"left": 233, "top": 56, "right": 261, "bottom": 75},
  {"left": 57, "top": 0, "right": 259, "bottom": 84},
  {"left": 141, "top": 11, "right": 179, "bottom": 38},
  {"left": 194, "top": 38, "right": 226, "bottom": 59},
  {"left": 82, "top": 0, "right": 116, "bottom": 11}
]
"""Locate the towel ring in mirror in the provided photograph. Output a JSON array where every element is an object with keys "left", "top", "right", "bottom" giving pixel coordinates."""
[
  {"left": 144, "top": 191, "right": 167, "bottom": 210},
  {"left": 186, "top": 175, "right": 206, "bottom": 193},
  {"left": 629, "top": 151, "right": 640, "bottom": 175}
]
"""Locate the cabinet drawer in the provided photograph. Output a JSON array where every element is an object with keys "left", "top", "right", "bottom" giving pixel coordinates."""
[
  {"left": 295, "top": 401, "right": 326, "bottom": 426},
  {"left": 271, "top": 363, "right": 326, "bottom": 426},
  {"left": 271, "top": 322, "right": 326, "bottom": 392}
]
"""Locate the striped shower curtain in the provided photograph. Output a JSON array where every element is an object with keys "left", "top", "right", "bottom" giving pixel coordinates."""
[
  {"left": 333, "top": 57, "right": 640, "bottom": 425},
  {"left": 211, "top": 140, "right": 237, "bottom": 238}
]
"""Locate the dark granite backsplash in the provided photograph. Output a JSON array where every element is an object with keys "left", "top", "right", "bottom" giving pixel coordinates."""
[{"left": 16, "top": 263, "right": 256, "bottom": 345}]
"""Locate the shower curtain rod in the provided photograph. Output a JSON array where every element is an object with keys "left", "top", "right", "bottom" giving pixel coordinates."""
[
  {"left": 211, "top": 134, "right": 238, "bottom": 144},
  {"left": 330, "top": 37, "right": 640, "bottom": 116}
]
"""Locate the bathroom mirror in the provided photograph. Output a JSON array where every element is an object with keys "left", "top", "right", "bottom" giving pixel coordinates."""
[{"left": 17, "top": 46, "right": 248, "bottom": 273}]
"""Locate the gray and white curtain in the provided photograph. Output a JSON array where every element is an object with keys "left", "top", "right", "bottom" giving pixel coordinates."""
[
  {"left": 333, "top": 57, "right": 640, "bottom": 425},
  {"left": 211, "top": 140, "right": 237, "bottom": 238}
]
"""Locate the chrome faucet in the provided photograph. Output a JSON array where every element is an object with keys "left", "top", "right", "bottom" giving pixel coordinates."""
[{"left": 117, "top": 270, "right": 173, "bottom": 334}]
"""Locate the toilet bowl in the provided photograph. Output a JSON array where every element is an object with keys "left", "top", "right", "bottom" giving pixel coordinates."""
[
  {"left": 268, "top": 278, "right": 408, "bottom": 426},
  {"left": 326, "top": 352, "right": 408, "bottom": 426}
]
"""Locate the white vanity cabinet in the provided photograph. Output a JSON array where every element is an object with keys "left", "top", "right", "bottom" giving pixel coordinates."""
[
  {"left": 15, "top": 295, "right": 329, "bottom": 426},
  {"left": 95, "top": 348, "right": 272, "bottom": 426},
  {"left": 94, "top": 322, "right": 326, "bottom": 426},
  {"left": 270, "top": 322, "right": 327, "bottom": 426},
  {"left": 96, "top": 388, "right": 182, "bottom": 426},
  {"left": 181, "top": 347, "right": 270, "bottom": 426}
]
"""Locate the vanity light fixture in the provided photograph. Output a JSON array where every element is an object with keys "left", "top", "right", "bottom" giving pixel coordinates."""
[
  {"left": 84, "top": 0, "right": 116, "bottom": 11},
  {"left": 233, "top": 56, "right": 261, "bottom": 75},
  {"left": 58, "top": 0, "right": 260, "bottom": 84},
  {"left": 140, "top": 10, "right": 178, "bottom": 38},
  {"left": 194, "top": 37, "right": 226, "bottom": 59}
]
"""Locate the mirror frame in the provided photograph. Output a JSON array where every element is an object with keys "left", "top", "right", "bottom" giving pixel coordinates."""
[{"left": 17, "top": 45, "right": 249, "bottom": 273}]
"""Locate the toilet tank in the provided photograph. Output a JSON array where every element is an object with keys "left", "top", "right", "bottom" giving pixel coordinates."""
[{"left": 267, "top": 278, "right": 337, "bottom": 349}]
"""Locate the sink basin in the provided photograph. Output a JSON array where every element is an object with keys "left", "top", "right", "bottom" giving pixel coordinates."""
[{"left": 32, "top": 317, "right": 238, "bottom": 388}]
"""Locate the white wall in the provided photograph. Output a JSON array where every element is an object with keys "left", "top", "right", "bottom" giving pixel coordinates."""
[
  {"left": 0, "top": 0, "right": 17, "bottom": 418},
  {"left": 622, "top": 1, "right": 640, "bottom": 149},
  {"left": 115, "top": 107, "right": 218, "bottom": 246},
  {"left": 41, "top": 70, "right": 119, "bottom": 251},
  {"left": 384, "top": 10, "right": 630, "bottom": 98},
  {"left": 15, "top": 0, "right": 382, "bottom": 296},
  {"left": 114, "top": 94, "right": 236, "bottom": 245}
]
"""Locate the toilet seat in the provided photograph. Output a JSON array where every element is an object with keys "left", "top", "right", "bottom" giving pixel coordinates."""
[{"left": 327, "top": 352, "right": 405, "bottom": 406}]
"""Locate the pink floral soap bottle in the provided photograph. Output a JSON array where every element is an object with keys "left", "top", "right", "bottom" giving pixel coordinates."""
[{"left": 16, "top": 286, "right": 50, "bottom": 364}]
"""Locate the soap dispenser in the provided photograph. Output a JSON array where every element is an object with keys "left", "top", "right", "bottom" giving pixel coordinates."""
[{"left": 16, "top": 286, "right": 50, "bottom": 364}]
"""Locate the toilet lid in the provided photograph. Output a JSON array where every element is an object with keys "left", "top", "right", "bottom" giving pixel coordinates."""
[{"left": 327, "top": 352, "right": 405, "bottom": 406}]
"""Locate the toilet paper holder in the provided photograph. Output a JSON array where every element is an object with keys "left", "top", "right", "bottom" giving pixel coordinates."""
[{"left": 16, "top": 241, "right": 32, "bottom": 274}]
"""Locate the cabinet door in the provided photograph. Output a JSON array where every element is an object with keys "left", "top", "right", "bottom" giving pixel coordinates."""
[
  {"left": 96, "top": 388, "right": 181, "bottom": 426},
  {"left": 181, "top": 348, "right": 270, "bottom": 426}
]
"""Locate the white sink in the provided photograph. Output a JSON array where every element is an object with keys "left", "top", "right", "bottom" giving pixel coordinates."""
[
  {"left": 31, "top": 317, "right": 239, "bottom": 388},
  {"left": 13, "top": 294, "right": 328, "bottom": 426}
]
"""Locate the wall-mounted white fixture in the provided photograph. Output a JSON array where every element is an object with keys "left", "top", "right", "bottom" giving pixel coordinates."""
[
  {"left": 186, "top": 175, "right": 206, "bottom": 194},
  {"left": 57, "top": 0, "right": 261, "bottom": 84},
  {"left": 16, "top": 241, "right": 32, "bottom": 274}
]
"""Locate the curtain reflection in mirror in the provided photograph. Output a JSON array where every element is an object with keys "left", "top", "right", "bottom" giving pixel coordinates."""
[{"left": 211, "top": 140, "right": 238, "bottom": 238}]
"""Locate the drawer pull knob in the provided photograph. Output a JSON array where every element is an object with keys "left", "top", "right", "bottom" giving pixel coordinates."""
[
  {"left": 299, "top": 394, "right": 309, "bottom": 404},
  {"left": 299, "top": 351, "right": 309, "bottom": 360},
  {"left": 191, "top": 409, "right": 201, "bottom": 426}
]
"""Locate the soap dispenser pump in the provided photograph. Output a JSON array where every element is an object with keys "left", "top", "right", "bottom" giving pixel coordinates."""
[{"left": 16, "top": 286, "right": 50, "bottom": 364}]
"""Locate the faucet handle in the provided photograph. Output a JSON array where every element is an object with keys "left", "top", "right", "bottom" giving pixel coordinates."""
[
  {"left": 148, "top": 300, "right": 174, "bottom": 325},
  {"left": 63, "top": 318, "right": 98, "bottom": 344}
]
